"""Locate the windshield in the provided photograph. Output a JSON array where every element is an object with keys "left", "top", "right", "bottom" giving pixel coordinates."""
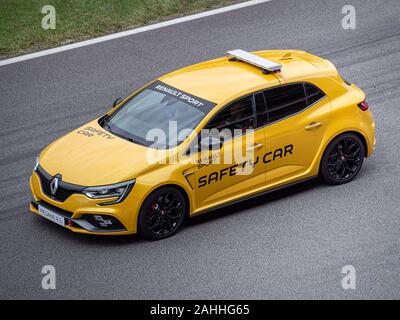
[{"left": 103, "top": 81, "right": 216, "bottom": 149}]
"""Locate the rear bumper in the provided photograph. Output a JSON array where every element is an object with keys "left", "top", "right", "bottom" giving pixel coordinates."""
[{"left": 29, "top": 171, "right": 140, "bottom": 235}]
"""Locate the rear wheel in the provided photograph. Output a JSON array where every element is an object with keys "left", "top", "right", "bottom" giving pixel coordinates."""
[
  {"left": 138, "top": 187, "right": 186, "bottom": 240},
  {"left": 320, "top": 133, "right": 364, "bottom": 185}
]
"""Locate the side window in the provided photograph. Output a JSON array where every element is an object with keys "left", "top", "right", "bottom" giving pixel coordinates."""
[
  {"left": 264, "top": 84, "right": 307, "bottom": 123},
  {"left": 255, "top": 92, "right": 268, "bottom": 128},
  {"left": 305, "top": 83, "right": 325, "bottom": 106},
  {"left": 204, "top": 95, "right": 255, "bottom": 137}
]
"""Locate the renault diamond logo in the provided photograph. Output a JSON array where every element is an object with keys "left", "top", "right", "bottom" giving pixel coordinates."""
[{"left": 50, "top": 175, "right": 61, "bottom": 196}]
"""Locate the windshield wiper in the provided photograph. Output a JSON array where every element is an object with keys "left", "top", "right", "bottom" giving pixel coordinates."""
[
  {"left": 99, "top": 114, "right": 111, "bottom": 127},
  {"left": 113, "top": 129, "right": 144, "bottom": 145},
  {"left": 103, "top": 122, "right": 145, "bottom": 146},
  {"left": 122, "top": 135, "right": 146, "bottom": 146},
  {"left": 104, "top": 122, "right": 112, "bottom": 131}
]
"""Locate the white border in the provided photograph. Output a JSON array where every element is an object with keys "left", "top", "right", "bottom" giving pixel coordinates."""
[{"left": 0, "top": 0, "right": 272, "bottom": 67}]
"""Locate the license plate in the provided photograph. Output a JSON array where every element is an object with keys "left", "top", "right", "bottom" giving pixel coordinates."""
[{"left": 38, "top": 205, "right": 65, "bottom": 227}]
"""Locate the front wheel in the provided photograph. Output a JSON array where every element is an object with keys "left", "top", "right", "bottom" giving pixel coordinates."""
[
  {"left": 320, "top": 133, "right": 365, "bottom": 185},
  {"left": 138, "top": 187, "right": 187, "bottom": 240}
]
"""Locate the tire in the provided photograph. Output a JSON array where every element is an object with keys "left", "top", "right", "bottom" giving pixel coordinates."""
[
  {"left": 319, "top": 133, "right": 365, "bottom": 185},
  {"left": 138, "top": 187, "right": 187, "bottom": 240}
]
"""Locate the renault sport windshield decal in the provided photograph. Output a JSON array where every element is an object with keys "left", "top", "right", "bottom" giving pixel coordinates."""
[{"left": 148, "top": 80, "right": 217, "bottom": 112}]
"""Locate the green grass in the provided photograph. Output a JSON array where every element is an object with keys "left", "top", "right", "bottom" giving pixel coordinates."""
[{"left": 0, "top": 0, "right": 241, "bottom": 58}]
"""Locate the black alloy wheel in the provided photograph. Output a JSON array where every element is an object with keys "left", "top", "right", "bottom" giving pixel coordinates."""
[
  {"left": 320, "top": 133, "right": 365, "bottom": 185},
  {"left": 139, "top": 187, "right": 186, "bottom": 240}
]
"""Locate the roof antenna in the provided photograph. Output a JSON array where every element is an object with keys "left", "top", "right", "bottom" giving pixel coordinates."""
[{"left": 280, "top": 52, "right": 292, "bottom": 60}]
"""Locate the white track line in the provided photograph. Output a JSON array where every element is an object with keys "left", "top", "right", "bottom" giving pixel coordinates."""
[{"left": 0, "top": 0, "right": 272, "bottom": 67}]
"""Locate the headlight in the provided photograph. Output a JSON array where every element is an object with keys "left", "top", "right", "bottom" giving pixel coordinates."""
[
  {"left": 82, "top": 179, "right": 135, "bottom": 205},
  {"left": 34, "top": 155, "right": 40, "bottom": 171}
]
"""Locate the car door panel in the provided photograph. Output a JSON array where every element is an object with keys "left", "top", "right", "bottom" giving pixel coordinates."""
[
  {"left": 263, "top": 83, "right": 331, "bottom": 185},
  {"left": 186, "top": 94, "right": 268, "bottom": 210},
  {"left": 193, "top": 128, "right": 266, "bottom": 207}
]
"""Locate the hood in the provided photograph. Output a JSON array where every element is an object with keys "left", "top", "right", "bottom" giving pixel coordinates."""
[{"left": 40, "top": 120, "right": 163, "bottom": 186}]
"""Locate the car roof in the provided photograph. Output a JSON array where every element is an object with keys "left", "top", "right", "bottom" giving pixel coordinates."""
[{"left": 158, "top": 50, "right": 334, "bottom": 104}]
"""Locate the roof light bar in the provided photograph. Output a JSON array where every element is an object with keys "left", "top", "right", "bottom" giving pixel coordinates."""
[{"left": 226, "top": 49, "right": 282, "bottom": 73}]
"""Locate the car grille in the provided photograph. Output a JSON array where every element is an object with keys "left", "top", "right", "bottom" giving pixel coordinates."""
[{"left": 36, "top": 166, "right": 84, "bottom": 202}]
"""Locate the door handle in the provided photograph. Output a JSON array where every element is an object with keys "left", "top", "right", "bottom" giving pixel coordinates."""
[
  {"left": 246, "top": 143, "right": 263, "bottom": 151},
  {"left": 305, "top": 122, "right": 322, "bottom": 130}
]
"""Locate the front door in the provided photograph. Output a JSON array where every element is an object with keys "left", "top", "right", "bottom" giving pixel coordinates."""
[{"left": 190, "top": 95, "right": 267, "bottom": 210}]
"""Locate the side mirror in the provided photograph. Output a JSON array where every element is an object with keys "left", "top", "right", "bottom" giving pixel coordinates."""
[
  {"left": 113, "top": 98, "right": 123, "bottom": 108},
  {"left": 200, "top": 136, "right": 223, "bottom": 150}
]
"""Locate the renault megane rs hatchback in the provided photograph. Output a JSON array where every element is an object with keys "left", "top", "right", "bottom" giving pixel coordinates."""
[{"left": 30, "top": 49, "right": 375, "bottom": 239}]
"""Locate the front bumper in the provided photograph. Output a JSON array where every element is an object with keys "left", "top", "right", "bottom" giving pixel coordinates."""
[{"left": 29, "top": 170, "right": 141, "bottom": 235}]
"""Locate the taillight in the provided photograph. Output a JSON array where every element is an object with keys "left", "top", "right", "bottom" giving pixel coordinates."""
[{"left": 358, "top": 100, "right": 369, "bottom": 111}]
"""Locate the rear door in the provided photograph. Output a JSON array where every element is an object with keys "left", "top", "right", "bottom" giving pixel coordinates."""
[{"left": 262, "top": 83, "right": 330, "bottom": 184}]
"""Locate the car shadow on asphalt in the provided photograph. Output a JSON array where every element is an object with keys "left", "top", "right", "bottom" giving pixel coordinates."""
[
  {"left": 186, "top": 177, "right": 322, "bottom": 227},
  {"left": 32, "top": 177, "right": 323, "bottom": 246}
]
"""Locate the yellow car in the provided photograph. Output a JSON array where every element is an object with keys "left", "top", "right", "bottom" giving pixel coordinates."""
[{"left": 29, "top": 49, "right": 375, "bottom": 239}]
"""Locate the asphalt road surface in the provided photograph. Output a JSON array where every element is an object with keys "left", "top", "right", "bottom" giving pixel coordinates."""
[{"left": 1, "top": 0, "right": 400, "bottom": 299}]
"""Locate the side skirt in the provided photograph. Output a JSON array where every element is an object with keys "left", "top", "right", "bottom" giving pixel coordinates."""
[{"left": 190, "top": 176, "right": 318, "bottom": 218}]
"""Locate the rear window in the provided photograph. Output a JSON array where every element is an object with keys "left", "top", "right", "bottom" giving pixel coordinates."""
[
  {"left": 305, "top": 83, "right": 326, "bottom": 106},
  {"left": 264, "top": 84, "right": 308, "bottom": 123}
]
